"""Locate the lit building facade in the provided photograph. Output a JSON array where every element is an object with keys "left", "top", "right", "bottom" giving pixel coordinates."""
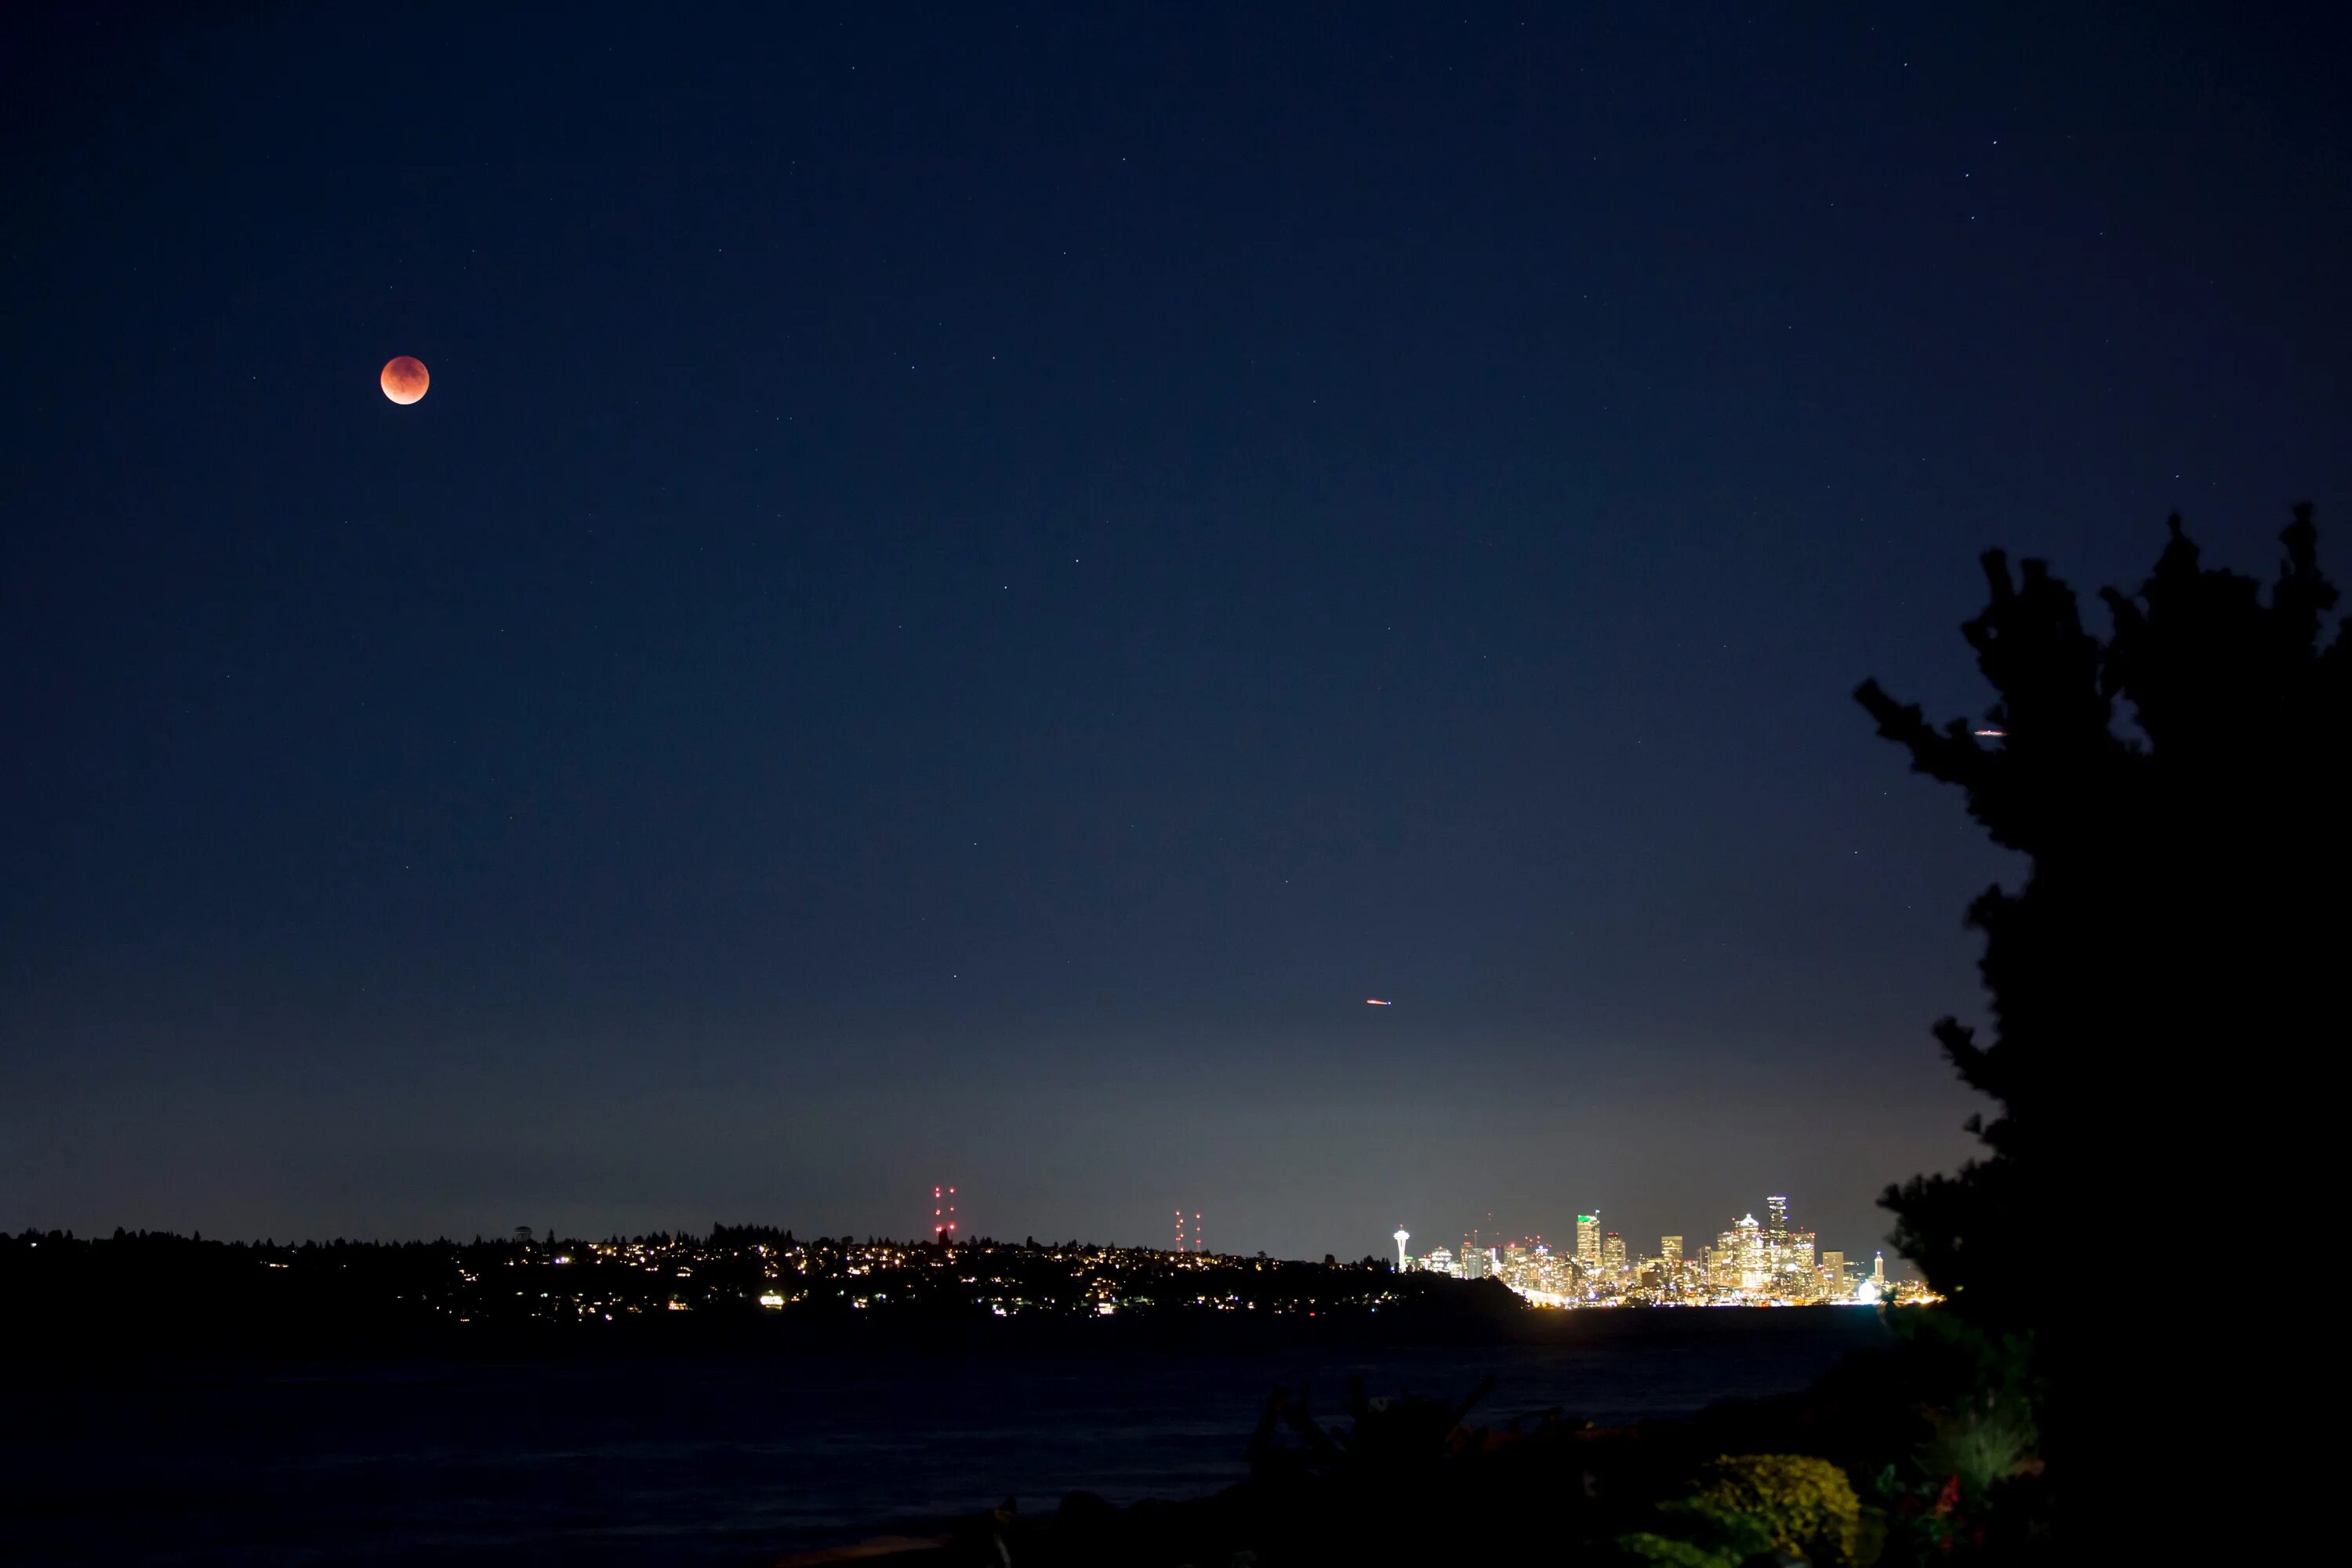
[
  {"left": 1448, "top": 1196, "right": 1917, "bottom": 1309},
  {"left": 1736, "top": 1214, "right": 1766, "bottom": 1291}
]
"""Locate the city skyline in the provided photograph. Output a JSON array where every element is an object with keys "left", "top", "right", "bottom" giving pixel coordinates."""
[{"left": 1395, "top": 1189, "right": 1915, "bottom": 1304}]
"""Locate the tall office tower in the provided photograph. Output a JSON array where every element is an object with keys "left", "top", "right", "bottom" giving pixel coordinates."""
[
  {"left": 1821, "top": 1250, "right": 1846, "bottom": 1289},
  {"left": 1873, "top": 1251, "right": 1886, "bottom": 1285},
  {"left": 1736, "top": 1213, "right": 1766, "bottom": 1290},
  {"left": 1790, "top": 1229, "right": 1817, "bottom": 1293},
  {"left": 1602, "top": 1231, "right": 1627, "bottom": 1278},
  {"left": 1577, "top": 1214, "right": 1601, "bottom": 1274},
  {"left": 1459, "top": 1245, "right": 1490, "bottom": 1280},
  {"left": 1764, "top": 1195, "right": 1790, "bottom": 1283},
  {"left": 1661, "top": 1236, "right": 1683, "bottom": 1269}
]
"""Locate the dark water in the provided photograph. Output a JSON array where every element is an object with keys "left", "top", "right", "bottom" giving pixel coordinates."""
[{"left": 6, "top": 1311, "right": 1889, "bottom": 1566}]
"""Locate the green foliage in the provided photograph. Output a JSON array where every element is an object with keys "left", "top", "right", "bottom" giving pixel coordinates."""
[
  {"left": 1620, "top": 1457, "right": 1877, "bottom": 1566},
  {"left": 1886, "top": 1309, "right": 2041, "bottom": 1483},
  {"left": 1691, "top": 1454, "right": 1867, "bottom": 1566},
  {"left": 1872, "top": 1466, "right": 1977, "bottom": 1563},
  {"left": 1613, "top": 1499, "right": 1775, "bottom": 1568},
  {"left": 1917, "top": 1398, "right": 2036, "bottom": 1500},
  {"left": 1862, "top": 1323, "right": 2042, "bottom": 1562},
  {"left": 1612, "top": 1532, "right": 1746, "bottom": 1568}
]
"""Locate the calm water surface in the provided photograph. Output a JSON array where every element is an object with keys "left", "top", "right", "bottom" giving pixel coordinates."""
[{"left": 8, "top": 1311, "right": 1889, "bottom": 1566}]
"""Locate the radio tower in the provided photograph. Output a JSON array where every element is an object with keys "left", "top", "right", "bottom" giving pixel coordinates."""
[
  {"left": 932, "top": 1185, "right": 957, "bottom": 1246},
  {"left": 1174, "top": 1208, "right": 1185, "bottom": 1251},
  {"left": 1192, "top": 1212, "right": 1203, "bottom": 1253}
]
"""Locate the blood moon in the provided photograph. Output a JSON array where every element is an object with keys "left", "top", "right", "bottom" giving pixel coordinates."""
[{"left": 379, "top": 356, "right": 430, "bottom": 405}]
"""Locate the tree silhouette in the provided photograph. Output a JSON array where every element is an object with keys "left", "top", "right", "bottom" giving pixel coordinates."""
[{"left": 1857, "top": 506, "right": 2344, "bottom": 1499}]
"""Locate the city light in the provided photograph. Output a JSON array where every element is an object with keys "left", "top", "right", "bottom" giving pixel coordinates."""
[{"left": 1393, "top": 1193, "right": 1939, "bottom": 1308}]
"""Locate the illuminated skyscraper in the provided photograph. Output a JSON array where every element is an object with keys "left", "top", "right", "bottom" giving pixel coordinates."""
[
  {"left": 1821, "top": 1250, "right": 1847, "bottom": 1297},
  {"left": 1873, "top": 1251, "right": 1886, "bottom": 1285},
  {"left": 1763, "top": 1195, "right": 1791, "bottom": 1289},
  {"left": 1736, "top": 1213, "right": 1766, "bottom": 1290},
  {"left": 1577, "top": 1214, "right": 1600, "bottom": 1274},
  {"left": 1661, "top": 1236, "right": 1683, "bottom": 1269},
  {"left": 1790, "top": 1229, "right": 1817, "bottom": 1295},
  {"left": 1602, "top": 1231, "right": 1626, "bottom": 1278}
]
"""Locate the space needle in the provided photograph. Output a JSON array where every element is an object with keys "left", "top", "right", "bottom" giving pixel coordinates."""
[{"left": 1393, "top": 1225, "right": 1410, "bottom": 1270}]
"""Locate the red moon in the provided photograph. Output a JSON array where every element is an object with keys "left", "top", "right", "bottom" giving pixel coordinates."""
[{"left": 379, "top": 356, "right": 430, "bottom": 405}]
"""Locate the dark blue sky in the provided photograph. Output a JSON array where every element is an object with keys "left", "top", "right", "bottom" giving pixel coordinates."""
[{"left": 5, "top": 5, "right": 2347, "bottom": 1259}]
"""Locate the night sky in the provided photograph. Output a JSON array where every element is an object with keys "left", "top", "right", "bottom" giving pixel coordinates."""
[{"left": 6, "top": 6, "right": 2347, "bottom": 1261}]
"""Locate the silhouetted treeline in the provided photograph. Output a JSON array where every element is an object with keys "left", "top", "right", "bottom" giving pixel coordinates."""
[{"left": 0, "top": 1227, "right": 1516, "bottom": 1357}]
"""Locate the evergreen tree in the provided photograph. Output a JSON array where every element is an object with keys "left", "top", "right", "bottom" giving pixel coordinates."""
[{"left": 1858, "top": 506, "right": 2345, "bottom": 1526}]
